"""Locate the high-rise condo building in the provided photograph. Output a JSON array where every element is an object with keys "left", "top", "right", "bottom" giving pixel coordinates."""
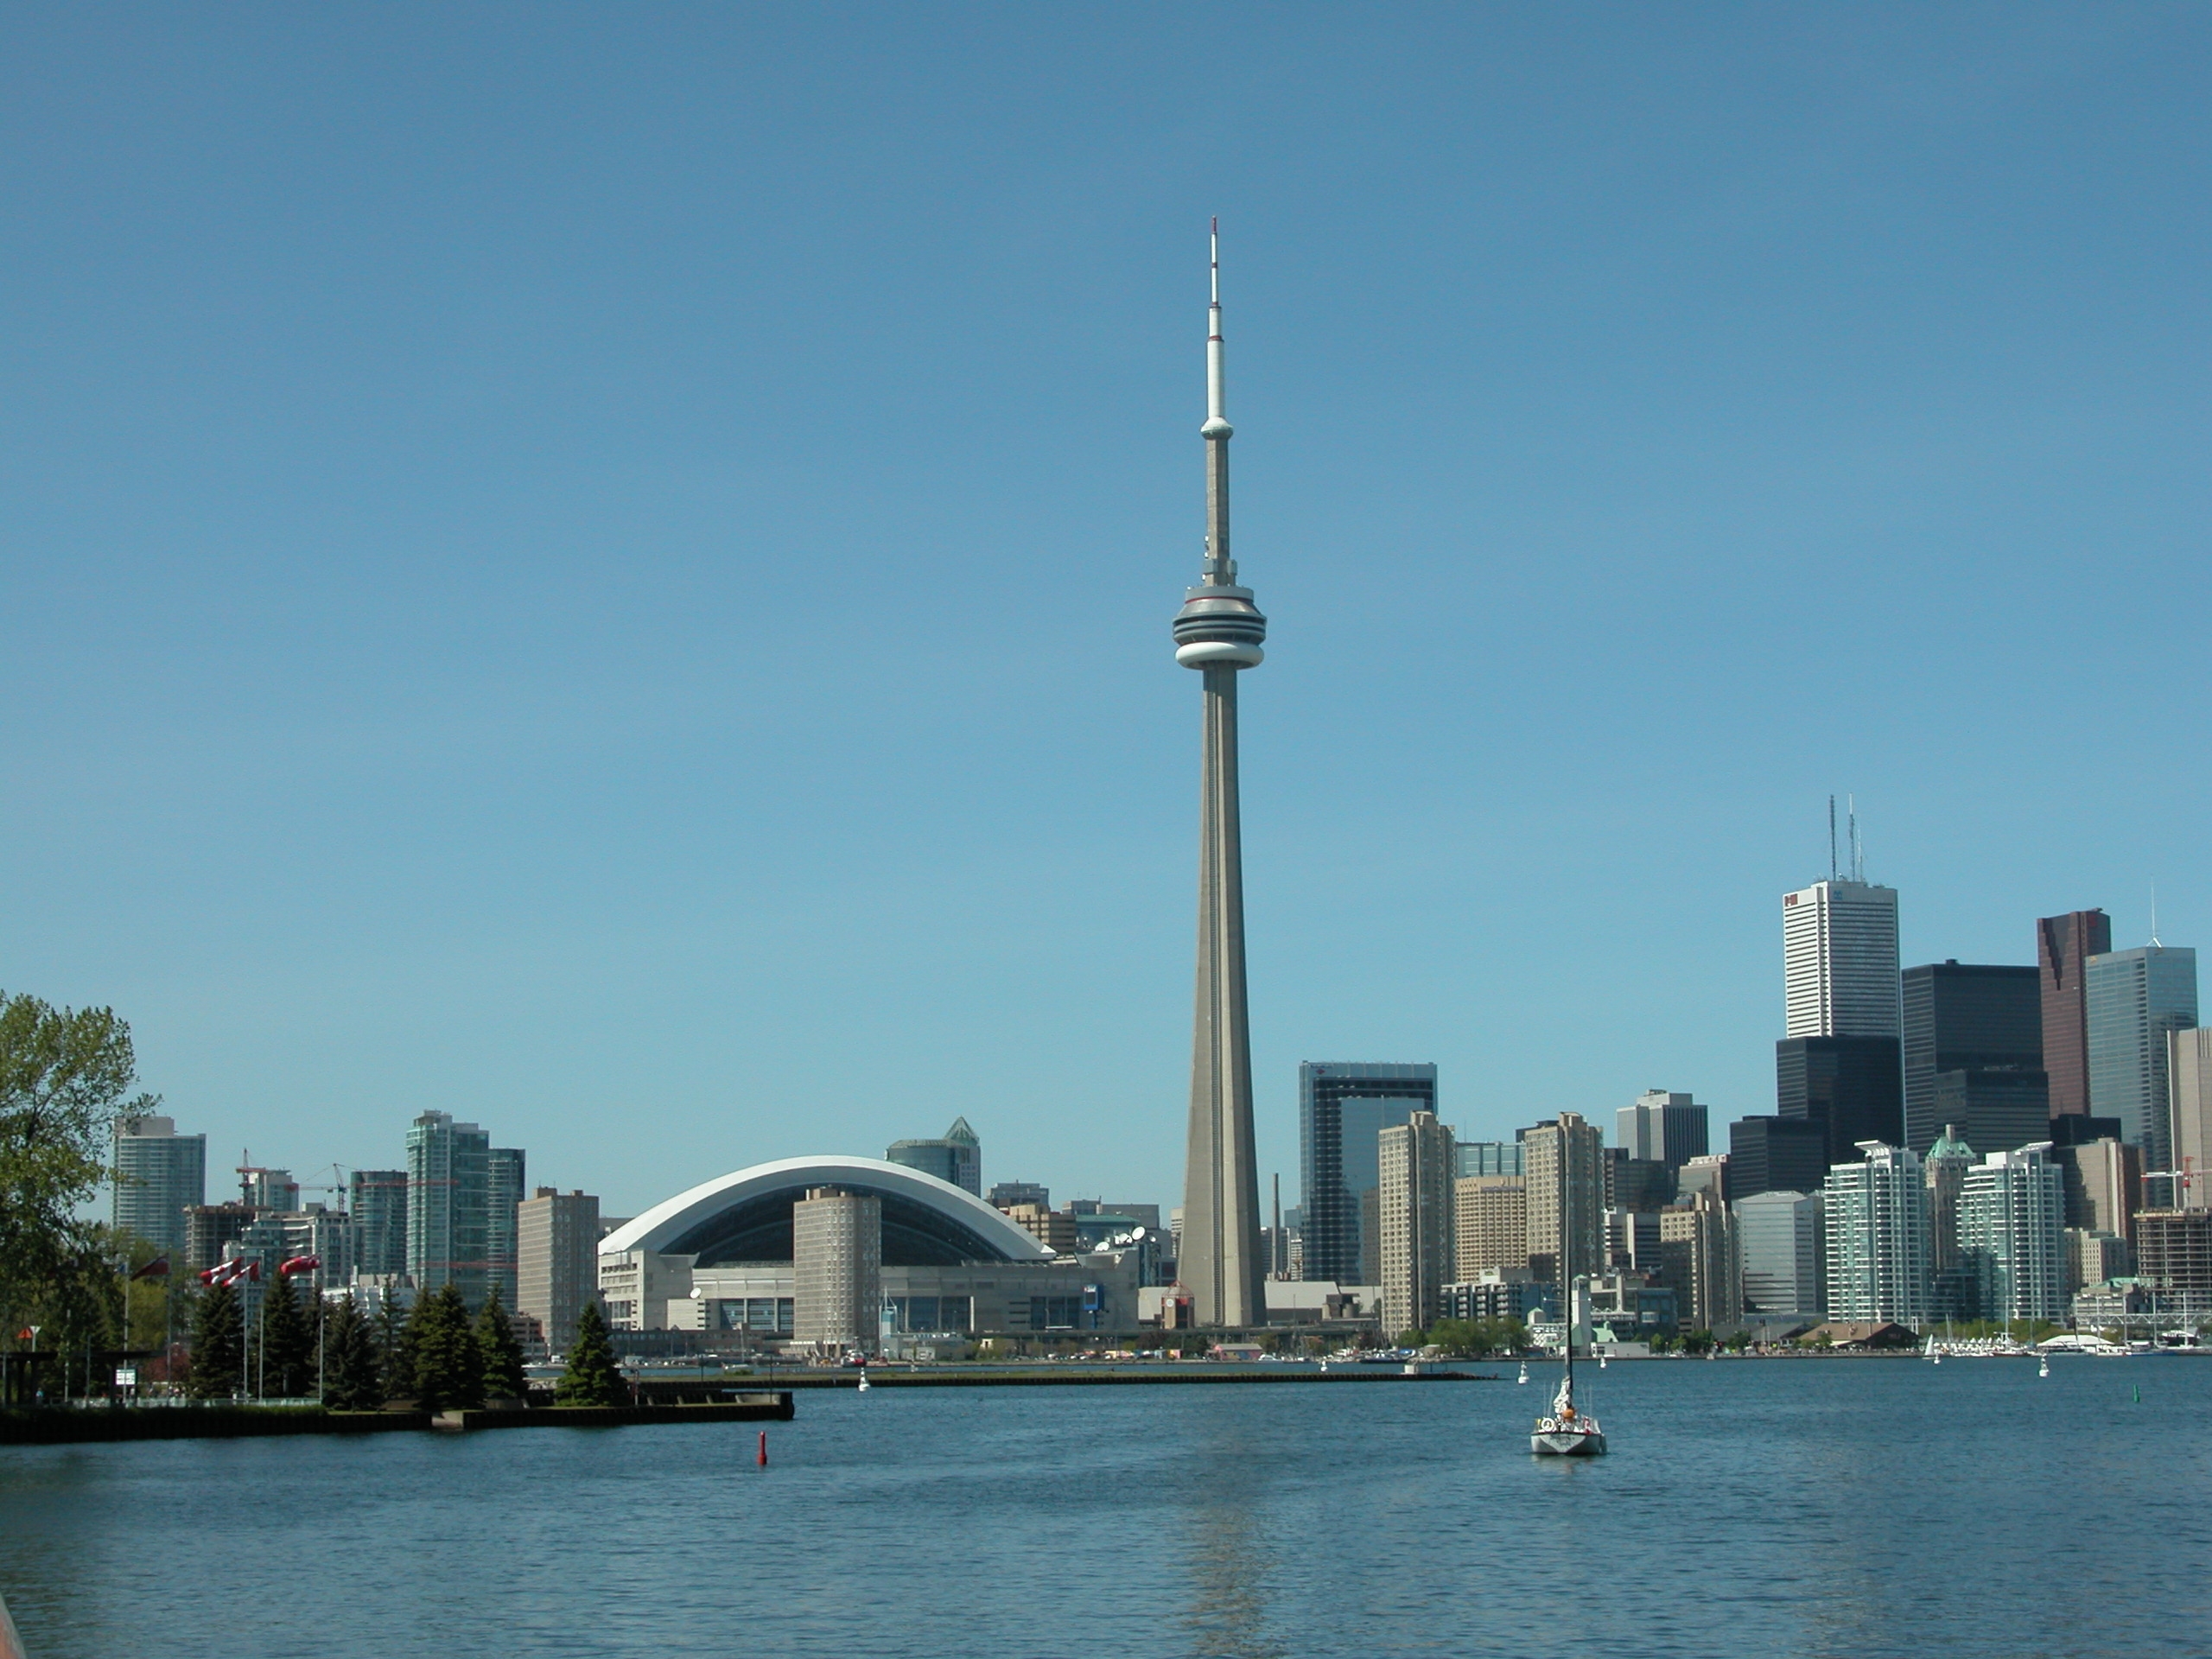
[
  {"left": 1777, "top": 1038, "right": 1904, "bottom": 1166},
  {"left": 1783, "top": 879, "right": 1901, "bottom": 1040},
  {"left": 1660, "top": 1191, "right": 1741, "bottom": 1332},
  {"left": 1958, "top": 1145, "right": 2067, "bottom": 1325},
  {"left": 1901, "top": 962, "right": 2047, "bottom": 1154},
  {"left": 1298, "top": 1062, "right": 1439, "bottom": 1287},
  {"left": 517, "top": 1187, "right": 601, "bottom": 1353},
  {"left": 1734, "top": 1190, "right": 1824, "bottom": 1319},
  {"left": 792, "top": 1186, "right": 882, "bottom": 1355},
  {"left": 1924, "top": 1124, "right": 1978, "bottom": 1320},
  {"left": 183, "top": 1201, "right": 256, "bottom": 1273},
  {"left": 1175, "top": 226, "right": 1271, "bottom": 1329},
  {"left": 111, "top": 1114, "right": 206, "bottom": 1258},
  {"left": 2038, "top": 909, "right": 2112, "bottom": 1118},
  {"left": 350, "top": 1168, "right": 409, "bottom": 1279},
  {"left": 1454, "top": 1178, "right": 1528, "bottom": 1281},
  {"left": 1823, "top": 1142, "right": 1932, "bottom": 1327},
  {"left": 1377, "top": 1111, "right": 1454, "bottom": 1337},
  {"left": 886, "top": 1118, "right": 982, "bottom": 1197},
  {"left": 2168, "top": 1028, "right": 2212, "bottom": 1209},
  {"left": 1524, "top": 1113, "right": 1605, "bottom": 1305},
  {"left": 406, "top": 1111, "right": 493, "bottom": 1307},
  {"left": 1728, "top": 1116, "right": 1830, "bottom": 1201},
  {"left": 487, "top": 1146, "right": 526, "bottom": 1312},
  {"left": 1616, "top": 1091, "right": 1711, "bottom": 1173},
  {"left": 2086, "top": 944, "right": 2198, "bottom": 1177}
]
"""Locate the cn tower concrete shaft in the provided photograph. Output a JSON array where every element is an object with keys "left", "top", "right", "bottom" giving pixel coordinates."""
[{"left": 1173, "top": 224, "right": 1268, "bottom": 1329}]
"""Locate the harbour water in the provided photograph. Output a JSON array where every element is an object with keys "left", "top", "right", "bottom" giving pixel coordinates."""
[{"left": 3, "top": 1357, "right": 2205, "bottom": 1657}]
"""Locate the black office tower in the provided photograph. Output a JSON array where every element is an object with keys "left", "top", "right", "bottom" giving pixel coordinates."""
[
  {"left": 1777, "top": 1036, "right": 1904, "bottom": 1166},
  {"left": 1902, "top": 962, "right": 2048, "bottom": 1154},
  {"left": 1297, "top": 1062, "right": 1438, "bottom": 1286},
  {"left": 1729, "top": 1116, "right": 1832, "bottom": 1199}
]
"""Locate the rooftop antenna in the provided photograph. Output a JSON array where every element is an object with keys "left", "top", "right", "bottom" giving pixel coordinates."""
[
  {"left": 1828, "top": 796, "right": 1838, "bottom": 882},
  {"left": 1848, "top": 793, "right": 1864, "bottom": 883},
  {"left": 2151, "top": 880, "right": 2162, "bottom": 948}
]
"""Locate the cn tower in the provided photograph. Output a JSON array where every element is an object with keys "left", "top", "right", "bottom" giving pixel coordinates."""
[{"left": 1173, "top": 221, "right": 1268, "bottom": 1329}]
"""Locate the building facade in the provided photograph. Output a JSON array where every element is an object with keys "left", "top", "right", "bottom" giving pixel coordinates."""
[
  {"left": 1778, "top": 1036, "right": 1905, "bottom": 1167},
  {"left": 1524, "top": 1112, "right": 1605, "bottom": 1304},
  {"left": 1616, "top": 1091, "right": 1711, "bottom": 1173},
  {"left": 2039, "top": 909, "right": 2112, "bottom": 1119},
  {"left": 2166, "top": 1027, "right": 2212, "bottom": 1208},
  {"left": 1659, "top": 1191, "right": 1741, "bottom": 1331},
  {"left": 1823, "top": 1142, "right": 1932, "bottom": 1328},
  {"left": 1958, "top": 1145, "right": 2067, "bottom": 1325},
  {"left": 1901, "top": 961, "right": 2047, "bottom": 1154},
  {"left": 350, "top": 1168, "right": 408, "bottom": 1280},
  {"left": 885, "top": 1117, "right": 982, "bottom": 1197},
  {"left": 1924, "top": 1123, "right": 1978, "bottom": 1320},
  {"left": 111, "top": 1114, "right": 206, "bottom": 1259},
  {"left": 1455, "top": 1140, "right": 1525, "bottom": 1179},
  {"left": 1297, "top": 1062, "right": 1439, "bottom": 1287},
  {"left": 1729, "top": 1116, "right": 1830, "bottom": 1201},
  {"left": 518, "top": 1187, "right": 601, "bottom": 1353},
  {"left": 1377, "top": 1110, "right": 1453, "bottom": 1337},
  {"left": 1454, "top": 1178, "right": 1527, "bottom": 1281},
  {"left": 1735, "top": 1190, "right": 1823, "bottom": 1319},
  {"left": 1783, "top": 879, "right": 1901, "bottom": 1040},
  {"left": 2086, "top": 944, "right": 2198, "bottom": 1177},
  {"left": 791, "top": 1188, "right": 883, "bottom": 1355},
  {"left": 487, "top": 1146, "right": 525, "bottom": 1312},
  {"left": 2131, "top": 1210, "right": 2212, "bottom": 1311},
  {"left": 405, "top": 1111, "right": 493, "bottom": 1306}
]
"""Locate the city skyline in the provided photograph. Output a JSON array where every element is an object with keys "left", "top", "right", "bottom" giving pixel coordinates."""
[{"left": 6, "top": 10, "right": 2205, "bottom": 1216}]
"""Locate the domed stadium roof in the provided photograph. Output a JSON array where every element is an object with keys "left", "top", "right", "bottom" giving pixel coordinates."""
[{"left": 600, "top": 1155, "right": 1053, "bottom": 1268}]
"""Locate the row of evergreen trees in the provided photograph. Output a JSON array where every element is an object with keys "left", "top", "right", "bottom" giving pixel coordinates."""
[{"left": 188, "top": 1274, "right": 627, "bottom": 1411}]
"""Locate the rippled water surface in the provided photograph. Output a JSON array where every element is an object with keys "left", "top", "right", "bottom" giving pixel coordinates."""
[{"left": 3, "top": 1357, "right": 2206, "bottom": 1657}]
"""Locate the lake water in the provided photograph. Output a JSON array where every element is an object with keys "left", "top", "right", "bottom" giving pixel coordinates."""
[{"left": 3, "top": 1357, "right": 2205, "bottom": 1657}]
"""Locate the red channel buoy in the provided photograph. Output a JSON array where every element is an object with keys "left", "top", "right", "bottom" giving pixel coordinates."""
[{"left": 757, "top": 1430, "right": 768, "bottom": 1467}]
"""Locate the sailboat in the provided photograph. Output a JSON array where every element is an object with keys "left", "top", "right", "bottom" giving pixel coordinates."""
[
  {"left": 1516, "top": 1361, "right": 1529, "bottom": 1385},
  {"left": 1531, "top": 1275, "right": 1606, "bottom": 1458}
]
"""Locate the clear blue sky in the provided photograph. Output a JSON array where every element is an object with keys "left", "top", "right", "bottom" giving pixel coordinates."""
[{"left": 5, "top": 5, "right": 2205, "bottom": 1219}]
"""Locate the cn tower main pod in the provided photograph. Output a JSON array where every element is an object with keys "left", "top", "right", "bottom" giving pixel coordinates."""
[{"left": 1173, "top": 222, "right": 1268, "bottom": 1330}]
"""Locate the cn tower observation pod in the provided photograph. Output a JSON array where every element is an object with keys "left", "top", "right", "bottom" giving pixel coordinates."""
[{"left": 602, "top": 1155, "right": 1052, "bottom": 1268}]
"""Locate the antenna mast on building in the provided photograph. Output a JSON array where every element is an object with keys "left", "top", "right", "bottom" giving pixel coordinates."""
[
  {"left": 1848, "top": 793, "right": 1863, "bottom": 883},
  {"left": 1828, "top": 796, "right": 1838, "bottom": 881},
  {"left": 2151, "top": 880, "right": 2162, "bottom": 948}
]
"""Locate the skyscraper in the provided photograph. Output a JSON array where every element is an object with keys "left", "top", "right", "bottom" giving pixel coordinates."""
[
  {"left": 792, "top": 1186, "right": 881, "bottom": 1357},
  {"left": 1297, "top": 1062, "right": 1440, "bottom": 1286},
  {"left": 2086, "top": 944, "right": 2198, "bottom": 1178},
  {"left": 406, "top": 1111, "right": 492, "bottom": 1306},
  {"left": 111, "top": 1114, "right": 205, "bottom": 1259},
  {"left": 1777, "top": 1038, "right": 1904, "bottom": 1166},
  {"left": 1615, "top": 1090, "right": 1711, "bottom": 1173},
  {"left": 1728, "top": 1116, "right": 1829, "bottom": 1201},
  {"left": 1524, "top": 1113, "right": 1605, "bottom": 1306},
  {"left": 488, "top": 1145, "right": 526, "bottom": 1312},
  {"left": 1925, "top": 1123, "right": 1978, "bottom": 1320},
  {"left": 1454, "top": 1178, "right": 1528, "bottom": 1281},
  {"left": 1660, "top": 1191, "right": 1741, "bottom": 1332},
  {"left": 1377, "top": 1110, "right": 1454, "bottom": 1337},
  {"left": 1823, "top": 1142, "right": 1932, "bottom": 1327},
  {"left": 1901, "top": 962, "right": 2047, "bottom": 1154},
  {"left": 350, "top": 1168, "right": 409, "bottom": 1279},
  {"left": 517, "top": 1187, "right": 601, "bottom": 1353},
  {"left": 2038, "top": 909, "right": 2112, "bottom": 1118},
  {"left": 1783, "top": 879, "right": 1901, "bottom": 1040},
  {"left": 1958, "top": 1144, "right": 2068, "bottom": 1325},
  {"left": 1176, "top": 224, "right": 1269, "bottom": 1330},
  {"left": 1734, "top": 1190, "right": 1824, "bottom": 1319},
  {"left": 2167, "top": 1028, "right": 2212, "bottom": 1208},
  {"left": 886, "top": 1118, "right": 983, "bottom": 1196}
]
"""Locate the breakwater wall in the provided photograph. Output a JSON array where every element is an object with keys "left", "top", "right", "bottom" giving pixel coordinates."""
[{"left": 0, "top": 1395, "right": 794, "bottom": 1445}]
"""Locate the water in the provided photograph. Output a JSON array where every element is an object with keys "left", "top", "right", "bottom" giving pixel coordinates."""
[{"left": 3, "top": 1357, "right": 2204, "bottom": 1657}]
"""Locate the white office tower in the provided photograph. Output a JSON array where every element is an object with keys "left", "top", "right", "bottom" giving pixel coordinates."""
[
  {"left": 1377, "top": 1110, "right": 1454, "bottom": 1338},
  {"left": 112, "top": 1115, "right": 206, "bottom": 1259},
  {"left": 792, "top": 1186, "right": 881, "bottom": 1357},
  {"left": 1959, "top": 1145, "right": 2068, "bottom": 1325},
  {"left": 1823, "top": 1142, "right": 1931, "bottom": 1326},
  {"left": 1735, "top": 1190, "right": 1825, "bottom": 1319},
  {"left": 1783, "top": 880, "right": 1901, "bottom": 1038}
]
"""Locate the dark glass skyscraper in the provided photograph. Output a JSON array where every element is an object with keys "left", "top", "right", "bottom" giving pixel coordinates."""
[
  {"left": 1729, "top": 1116, "right": 1830, "bottom": 1200},
  {"left": 1777, "top": 1037, "right": 1904, "bottom": 1168},
  {"left": 1298, "top": 1062, "right": 1437, "bottom": 1286},
  {"left": 1902, "top": 962, "right": 2047, "bottom": 1154},
  {"left": 2038, "top": 909, "right": 2111, "bottom": 1119}
]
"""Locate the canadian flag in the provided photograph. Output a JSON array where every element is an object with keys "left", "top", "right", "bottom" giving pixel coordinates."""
[
  {"left": 200, "top": 1258, "right": 261, "bottom": 1287},
  {"left": 279, "top": 1255, "right": 321, "bottom": 1277}
]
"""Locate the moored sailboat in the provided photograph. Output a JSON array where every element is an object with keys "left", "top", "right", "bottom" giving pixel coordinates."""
[{"left": 1531, "top": 1275, "right": 1606, "bottom": 1457}]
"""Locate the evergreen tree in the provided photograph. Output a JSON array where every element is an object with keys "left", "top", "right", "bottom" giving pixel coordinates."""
[
  {"left": 555, "top": 1301, "right": 626, "bottom": 1407},
  {"left": 187, "top": 1281, "right": 243, "bottom": 1399},
  {"left": 373, "top": 1293, "right": 412, "bottom": 1402},
  {"left": 322, "top": 1294, "right": 384, "bottom": 1410},
  {"left": 257, "top": 1269, "right": 314, "bottom": 1397},
  {"left": 408, "top": 1282, "right": 485, "bottom": 1413},
  {"left": 475, "top": 1288, "right": 528, "bottom": 1401}
]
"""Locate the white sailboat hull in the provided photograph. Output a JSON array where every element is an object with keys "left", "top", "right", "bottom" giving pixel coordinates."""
[{"left": 1530, "top": 1426, "right": 1606, "bottom": 1457}]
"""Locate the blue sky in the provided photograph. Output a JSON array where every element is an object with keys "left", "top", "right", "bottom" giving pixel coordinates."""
[{"left": 5, "top": 4, "right": 2205, "bottom": 1218}]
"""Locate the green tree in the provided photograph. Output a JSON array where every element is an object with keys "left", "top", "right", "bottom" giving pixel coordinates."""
[
  {"left": 188, "top": 1281, "right": 244, "bottom": 1399},
  {"left": 321, "top": 1294, "right": 384, "bottom": 1410},
  {"left": 555, "top": 1301, "right": 626, "bottom": 1407},
  {"left": 476, "top": 1288, "right": 529, "bottom": 1401},
  {"left": 373, "top": 1294, "right": 413, "bottom": 1402},
  {"left": 0, "top": 994, "right": 159, "bottom": 1368},
  {"left": 257, "top": 1269, "right": 314, "bottom": 1397},
  {"left": 408, "top": 1283, "right": 485, "bottom": 1413}
]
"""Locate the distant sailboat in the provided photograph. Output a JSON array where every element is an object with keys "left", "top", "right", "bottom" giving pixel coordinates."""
[
  {"left": 1530, "top": 1277, "right": 1606, "bottom": 1458},
  {"left": 1516, "top": 1361, "right": 1529, "bottom": 1385}
]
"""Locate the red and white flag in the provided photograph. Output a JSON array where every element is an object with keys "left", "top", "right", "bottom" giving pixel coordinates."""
[{"left": 279, "top": 1255, "right": 321, "bottom": 1277}]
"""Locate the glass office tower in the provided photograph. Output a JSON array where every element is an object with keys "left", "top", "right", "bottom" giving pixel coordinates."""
[
  {"left": 2086, "top": 945, "right": 2198, "bottom": 1179},
  {"left": 1901, "top": 962, "right": 2046, "bottom": 1154},
  {"left": 1298, "top": 1063, "right": 1437, "bottom": 1285}
]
